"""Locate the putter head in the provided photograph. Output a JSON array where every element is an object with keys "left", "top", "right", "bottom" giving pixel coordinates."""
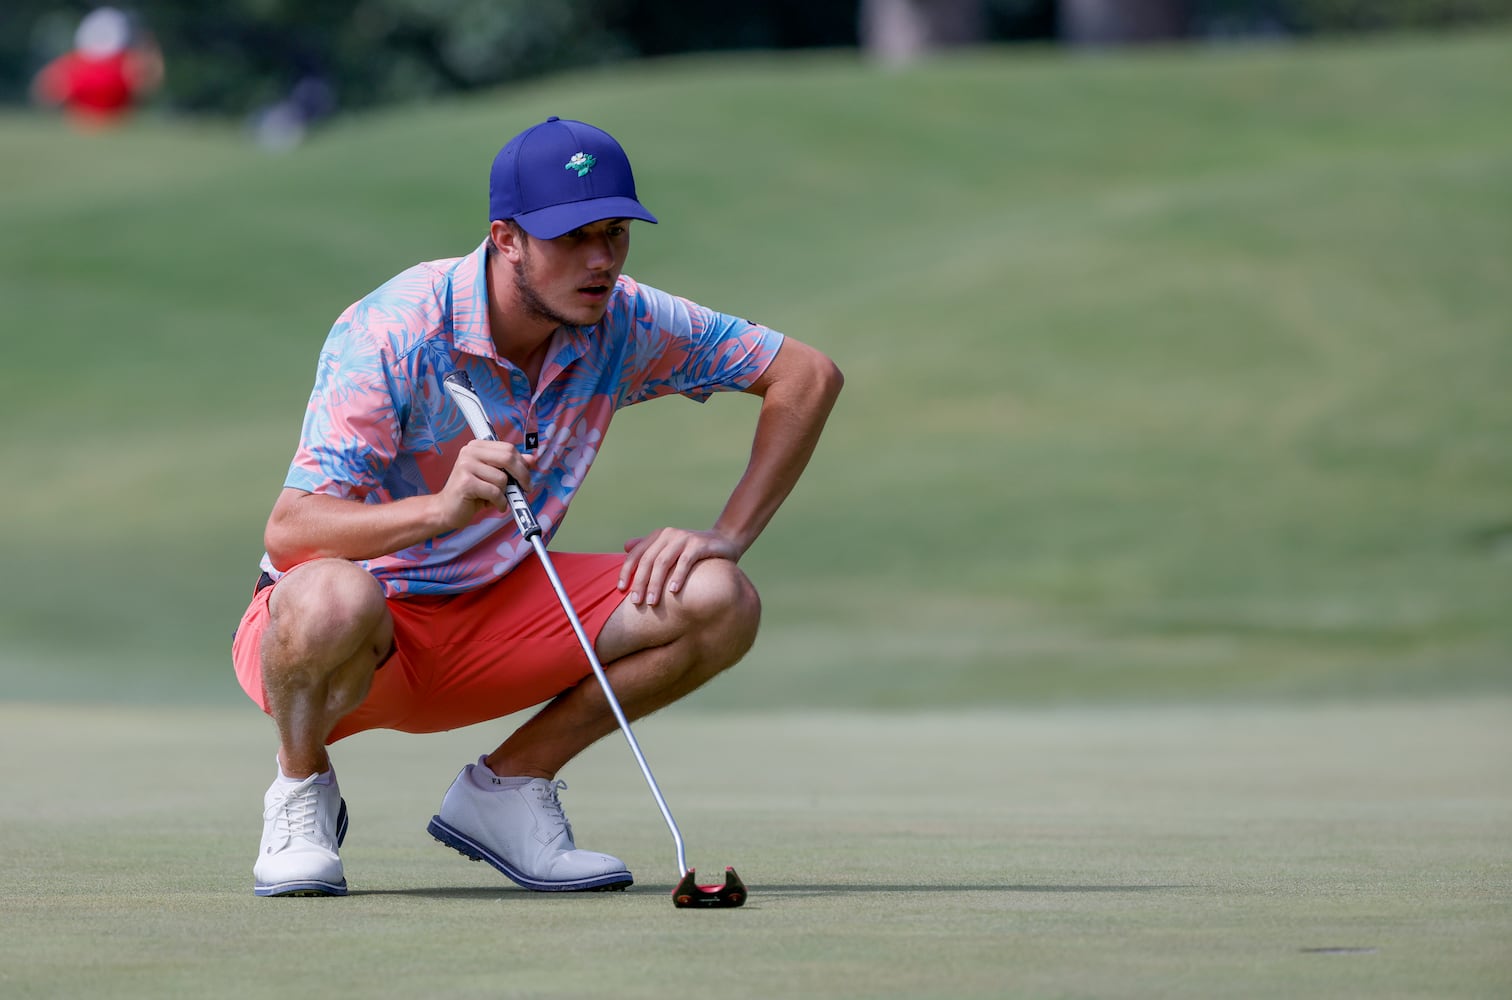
[{"left": 672, "top": 867, "right": 746, "bottom": 908}]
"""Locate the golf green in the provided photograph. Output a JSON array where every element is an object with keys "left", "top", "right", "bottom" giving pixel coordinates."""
[{"left": 2, "top": 699, "right": 1506, "bottom": 998}]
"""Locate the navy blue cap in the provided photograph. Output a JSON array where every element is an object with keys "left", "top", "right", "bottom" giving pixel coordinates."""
[{"left": 489, "top": 117, "right": 657, "bottom": 239}]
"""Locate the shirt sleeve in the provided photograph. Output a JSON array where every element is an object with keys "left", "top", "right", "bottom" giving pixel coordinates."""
[
  {"left": 284, "top": 308, "right": 408, "bottom": 501},
  {"left": 613, "top": 279, "right": 785, "bottom": 406}
]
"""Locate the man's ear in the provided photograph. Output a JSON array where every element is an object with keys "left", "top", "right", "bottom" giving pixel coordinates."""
[{"left": 490, "top": 219, "right": 525, "bottom": 262}]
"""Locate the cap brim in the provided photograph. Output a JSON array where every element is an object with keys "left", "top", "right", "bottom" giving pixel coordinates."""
[{"left": 513, "top": 197, "right": 658, "bottom": 240}]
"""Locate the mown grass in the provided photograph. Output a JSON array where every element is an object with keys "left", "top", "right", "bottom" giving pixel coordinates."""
[
  {"left": 3, "top": 33, "right": 1510, "bottom": 999},
  {"left": 1, "top": 699, "right": 1508, "bottom": 998},
  {"left": 2, "top": 31, "right": 1509, "bottom": 707}
]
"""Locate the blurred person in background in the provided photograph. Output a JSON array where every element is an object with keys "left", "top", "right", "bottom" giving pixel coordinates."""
[
  {"left": 249, "top": 73, "right": 338, "bottom": 152},
  {"left": 30, "top": 6, "right": 163, "bottom": 129}
]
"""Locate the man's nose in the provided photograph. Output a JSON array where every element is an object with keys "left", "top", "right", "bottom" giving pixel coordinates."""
[{"left": 585, "top": 232, "right": 616, "bottom": 269}]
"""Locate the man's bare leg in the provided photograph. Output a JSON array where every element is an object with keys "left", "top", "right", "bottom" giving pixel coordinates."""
[
  {"left": 482, "top": 557, "right": 761, "bottom": 779},
  {"left": 260, "top": 559, "right": 393, "bottom": 777},
  {"left": 253, "top": 559, "right": 393, "bottom": 896}
]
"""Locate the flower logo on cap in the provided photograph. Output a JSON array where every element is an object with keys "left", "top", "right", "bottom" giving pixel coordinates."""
[{"left": 565, "top": 152, "right": 596, "bottom": 177}]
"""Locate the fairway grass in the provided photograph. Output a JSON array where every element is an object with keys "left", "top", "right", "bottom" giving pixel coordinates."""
[
  {"left": 4, "top": 30, "right": 1511, "bottom": 710},
  {"left": 2, "top": 699, "right": 1507, "bottom": 998}
]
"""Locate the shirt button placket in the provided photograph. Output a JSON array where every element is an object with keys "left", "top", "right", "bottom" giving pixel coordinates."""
[{"left": 508, "top": 369, "right": 532, "bottom": 448}]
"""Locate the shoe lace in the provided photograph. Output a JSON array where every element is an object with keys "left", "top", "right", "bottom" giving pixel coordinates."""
[
  {"left": 535, "top": 779, "right": 575, "bottom": 843},
  {"left": 265, "top": 775, "right": 321, "bottom": 842}
]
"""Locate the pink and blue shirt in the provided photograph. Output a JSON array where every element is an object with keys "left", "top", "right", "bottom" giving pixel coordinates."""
[{"left": 262, "top": 239, "right": 783, "bottom": 596}]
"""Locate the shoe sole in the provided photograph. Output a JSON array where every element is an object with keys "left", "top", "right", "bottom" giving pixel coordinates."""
[
  {"left": 254, "top": 878, "right": 349, "bottom": 897},
  {"left": 253, "top": 799, "right": 350, "bottom": 898},
  {"left": 426, "top": 816, "right": 634, "bottom": 892}
]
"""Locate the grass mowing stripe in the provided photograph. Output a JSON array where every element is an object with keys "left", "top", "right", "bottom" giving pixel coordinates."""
[
  {"left": 1, "top": 699, "right": 1507, "bottom": 998},
  {"left": 3, "top": 32, "right": 1510, "bottom": 707}
]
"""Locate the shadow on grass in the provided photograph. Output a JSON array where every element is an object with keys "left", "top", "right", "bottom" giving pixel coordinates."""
[
  {"left": 351, "top": 882, "right": 1193, "bottom": 899},
  {"left": 752, "top": 883, "right": 1196, "bottom": 896}
]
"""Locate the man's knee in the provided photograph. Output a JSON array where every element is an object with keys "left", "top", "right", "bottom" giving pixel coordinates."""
[
  {"left": 680, "top": 558, "right": 761, "bottom": 654},
  {"left": 596, "top": 558, "right": 761, "bottom": 666},
  {"left": 265, "top": 559, "right": 390, "bottom": 670}
]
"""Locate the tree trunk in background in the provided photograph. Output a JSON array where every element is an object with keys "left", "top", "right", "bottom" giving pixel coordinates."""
[
  {"left": 860, "top": 0, "right": 987, "bottom": 66},
  {"left": 1059, "top": 0, "right": 1189, "bottom": 45}
]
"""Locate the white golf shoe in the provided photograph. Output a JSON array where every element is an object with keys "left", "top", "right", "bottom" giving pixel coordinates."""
[
  {"left": 253, "top": 770, "right": 349, "bottom": 897},
  {"left": 427, "top": 758, "right": 633, "bottom": 892}
]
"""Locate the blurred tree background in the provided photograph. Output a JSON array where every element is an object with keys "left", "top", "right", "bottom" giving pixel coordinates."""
[{"left": 2, "top": 0, "right": 1509, "bottom": 121}]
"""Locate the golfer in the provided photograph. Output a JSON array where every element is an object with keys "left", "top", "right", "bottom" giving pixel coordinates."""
[{"left": 232, "top": 116, "right": 843, "bottom": 897}]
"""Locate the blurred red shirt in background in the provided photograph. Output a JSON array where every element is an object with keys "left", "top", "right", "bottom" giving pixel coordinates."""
[{"left": 32, "top": 7, "right": 163, "bottom": 129}]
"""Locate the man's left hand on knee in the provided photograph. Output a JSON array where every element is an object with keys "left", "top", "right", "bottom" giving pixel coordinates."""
[{"left": 617, "top": 527, "right": 743, "bottom": 607}]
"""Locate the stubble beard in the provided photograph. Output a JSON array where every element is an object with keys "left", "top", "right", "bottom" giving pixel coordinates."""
[{"left": 513, "top": 247, "right": 604, "bottom": 329}]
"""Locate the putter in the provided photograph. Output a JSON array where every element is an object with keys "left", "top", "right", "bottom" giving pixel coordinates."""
[{"left": 442, "top": 370, "right": 746, "bottom": 909}]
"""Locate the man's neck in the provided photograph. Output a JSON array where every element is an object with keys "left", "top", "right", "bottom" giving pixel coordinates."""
[{"left": 485, "top": 253, "right": 558, "bottom": 383}]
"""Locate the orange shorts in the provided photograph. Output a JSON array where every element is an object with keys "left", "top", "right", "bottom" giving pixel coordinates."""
[{"left": 231, "top": 553, "right": 627, "bottom": 744}]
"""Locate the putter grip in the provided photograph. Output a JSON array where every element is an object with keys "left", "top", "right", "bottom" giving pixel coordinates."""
[{"left": 441, "top": 370, "right": 542, "bottom": 540}]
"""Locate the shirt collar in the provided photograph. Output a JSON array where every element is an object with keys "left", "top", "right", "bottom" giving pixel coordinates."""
[
  {"left": 449, "top": 237, "right": 598, "bottom": 374},
  {"left": 448, "top": 239, "right": 495, "bottom": 360}
]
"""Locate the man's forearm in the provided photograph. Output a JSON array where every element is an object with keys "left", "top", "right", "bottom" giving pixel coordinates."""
[
  {"left": 263, "top": 489, "right": 453, "bottom": 571},
  {"left": 715, "top": 347, "right": 843, "bottom": 554}
]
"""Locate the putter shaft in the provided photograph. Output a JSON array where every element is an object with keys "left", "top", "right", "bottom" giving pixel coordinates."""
[
  {"left": 526, "top": 534, "right": 690, "bottom": 876},
  {"left": 443, "top": 371, "right": 690, "bottom": 877}
]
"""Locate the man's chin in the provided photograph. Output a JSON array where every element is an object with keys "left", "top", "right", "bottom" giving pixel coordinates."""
[
  {"left": 566, "top": 302, "right": 611, "bottom": 327},
  {"left": 522, "top": 299, "right": 604, "bottom": 330},
  {"left": 572, "top": 289, "right": 614, "bottom": 320}
]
